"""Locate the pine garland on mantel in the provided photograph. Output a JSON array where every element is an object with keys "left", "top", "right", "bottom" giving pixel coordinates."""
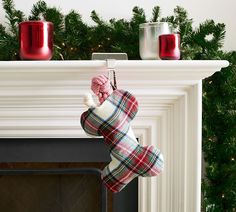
[{"left": 0, "top": 0, "right": 236, "bottom": 211}]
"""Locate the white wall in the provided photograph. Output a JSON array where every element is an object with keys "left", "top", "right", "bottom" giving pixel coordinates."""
[{"left": 0, "top": 0, "right": 236, "bottom": 51}]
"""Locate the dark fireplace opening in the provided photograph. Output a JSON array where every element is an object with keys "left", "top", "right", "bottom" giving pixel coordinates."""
[
  {"left": 0, "top": 169, "right": 106, "bottom": 212},
  {"left": 0, "top": 138, "right": 138, "bottom": 212}
]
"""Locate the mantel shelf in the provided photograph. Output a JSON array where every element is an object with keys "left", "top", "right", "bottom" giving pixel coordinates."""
[
  {"left": 0, "top": 60, "right": 229, "bottom": 70},
  {"left": 0, "top": 60, "right": 229, "bottom": 82}
]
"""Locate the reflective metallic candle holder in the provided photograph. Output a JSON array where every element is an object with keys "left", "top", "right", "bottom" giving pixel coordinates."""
[
  {"left": 159, "top": 33, "right": 181, "bottom": 60},
  {"left": 19, "top": 21, "right": 54, "bottom": 60},
  {"left": 139, "top": 22, "right": 172, "bottom": 60}
]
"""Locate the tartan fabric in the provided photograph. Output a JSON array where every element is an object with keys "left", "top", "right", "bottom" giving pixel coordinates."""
[{"left": 81, "top": 89, "right": 164, "bottom": 192}]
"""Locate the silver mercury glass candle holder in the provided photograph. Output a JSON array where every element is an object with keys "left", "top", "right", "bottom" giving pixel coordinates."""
[{"left": 139, "top": 22, "right": 172, "bottom": 60}]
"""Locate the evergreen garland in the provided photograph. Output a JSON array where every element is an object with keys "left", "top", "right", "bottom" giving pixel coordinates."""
[
  {"left": 202, "top": 52, "right": 236, "bottom": 211},
  {"left": 0, "top": 0, "right": 235, "bottom": 211}
]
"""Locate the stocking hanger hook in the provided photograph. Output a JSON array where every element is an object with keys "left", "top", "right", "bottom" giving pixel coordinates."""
[{"left": 106, "top": 59, "right": 117, "bottom": 90}]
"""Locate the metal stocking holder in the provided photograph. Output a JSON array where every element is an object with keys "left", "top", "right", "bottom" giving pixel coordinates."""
[
  {"left": 92, "top": 52, "right": 128, "bottom": 91},
  {"left": 107, "top": 59, "right": 117, "bottom": 90}
]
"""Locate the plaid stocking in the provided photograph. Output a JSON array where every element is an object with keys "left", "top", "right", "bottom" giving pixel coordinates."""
[{"left": 81, "top": 89, "right": 164, "bottom": 192}]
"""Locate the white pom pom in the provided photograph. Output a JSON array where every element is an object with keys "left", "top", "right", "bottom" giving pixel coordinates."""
[{"left": 84, "top": 93, "right": 97, "bottom": 108}]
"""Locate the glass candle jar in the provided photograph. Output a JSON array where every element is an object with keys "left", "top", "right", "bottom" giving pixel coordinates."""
[
  {"left": 159, "top": 33, "right": 181, "bottom": 60},
  {"left": 139, "top": 22, "right": 172, "bottom": 60},
  {"left": 19, "top": 21, "right": 54, "bottom": 60}
]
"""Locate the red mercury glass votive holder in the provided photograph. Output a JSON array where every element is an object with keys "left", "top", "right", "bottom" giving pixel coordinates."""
[
  {"left": 159, "top": 33, "right": 181, "bottom": 60},
  {"left": 19, "top": 21, "right": 54, "bottom": 60}
]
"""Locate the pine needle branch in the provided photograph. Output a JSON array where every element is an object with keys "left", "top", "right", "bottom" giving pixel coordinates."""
[
  {"left": 91, "top": 10, "right": 105, "bottom": 25},
  {"left": 131, "top": 6, "right": 146, "bottom": 26},
  {"left": 2, "top": 0, "right": 25, "bottom": 34},
  {"left": 151, "top": 6, "right": 161, "bottom": 22},
  {"left": 29, "top": 0, "right": 47, "bottom": 20}
]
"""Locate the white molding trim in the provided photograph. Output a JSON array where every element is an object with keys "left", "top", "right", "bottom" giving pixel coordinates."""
[{"left": 0, "top": 60, "right": 229, "bottom": 212}]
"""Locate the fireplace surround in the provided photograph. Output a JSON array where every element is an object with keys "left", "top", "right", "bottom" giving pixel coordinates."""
[{"left": 0, "top": 60, "right": 229, "bottom": 212}]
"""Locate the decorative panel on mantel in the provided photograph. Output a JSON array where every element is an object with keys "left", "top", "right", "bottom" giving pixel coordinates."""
[{"left": 0, "top": 60, "right": 229, "bottom": 212}]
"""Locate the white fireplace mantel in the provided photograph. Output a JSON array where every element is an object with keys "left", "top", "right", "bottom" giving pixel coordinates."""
[{"left": 0, "top": 60, "right": 229, "bottom": 212}]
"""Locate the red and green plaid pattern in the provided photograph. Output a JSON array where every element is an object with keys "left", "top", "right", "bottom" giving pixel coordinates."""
[{"left": 81, "top": 89, "right": 164, "bottom": 192}]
